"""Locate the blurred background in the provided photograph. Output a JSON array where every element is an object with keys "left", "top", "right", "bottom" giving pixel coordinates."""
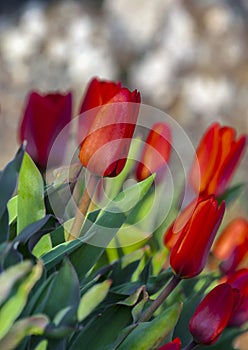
[{"left": 0, "top": 0, "right": 247, "bottom": 189}]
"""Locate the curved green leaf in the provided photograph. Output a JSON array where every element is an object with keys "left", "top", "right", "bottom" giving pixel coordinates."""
[
  {"left": 78, "top": 280, "right": 112, "bottom": 322},
  {"left": 0, "top": 315, "right": 49, "bottom": 350},
  {"left": 17, "top": 153, "right": 45, "bottom": 234},
  {"left": 0, "top": 261, "right": 43, "bottom": 338}
]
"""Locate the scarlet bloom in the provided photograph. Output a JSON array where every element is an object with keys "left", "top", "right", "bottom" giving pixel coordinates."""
[
  {"left": 78, "top": 78, "right": 141, "bottom": 177},
  {"left": 225, "top": 269, "right": 248, "bottom": 327},
  {"left": 164, "top": 197, "right": 200, "bottom": 250},
  {"left": 189, "top": 123, "right": 246, "bottom": 196},
  {"left": 158, "top": 338, "right": 181, "bottom": 350},
  {"left": 213, "top": 218, "right": 248, "bottom": 274},
  {"left": 136, "top": 122, "right": 171, "bottom": 182},
  {"left": 189, "top": 283, "right": 236, "bottom": 345},
  {"left": 170, "top": 196, "right": 225, "bottom": 278},
  {"left": 19, "top": 91, "right": 72, "bottom": 169}
]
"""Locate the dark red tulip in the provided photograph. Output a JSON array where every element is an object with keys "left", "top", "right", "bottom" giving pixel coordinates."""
[
  {"left": 158, "top": 338, "right": 181, "bottom": 350},
  {"left": 136, "top": 122, "right": 171, "bottom": 182},
  {"left": 170, "top": 196, "right": 225, "bottom": 278},
  {"left": 189, "top": 283, "right": 234, "bottom": 345},
  {"left": 189, "top": 123, "right": 246, "bottom": 196},
  {"left": 78, "top": 77, "right": 141, "bottom": 177},
  {"left": 226, "top": 269, "right": 248, "bottom": 327},
  {"left": 19, "top": 91, "right": 72, "bottom": 169},
  {"left": 213, "top": 218, "right": 248, "bottom": 274}
]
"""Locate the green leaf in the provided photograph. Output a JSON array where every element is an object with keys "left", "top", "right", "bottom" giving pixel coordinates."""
[
  {"left": 217, "top": 183, "right": 245, "bottom": 206},
  {"left": 0, "top": 261, "right": 43, "bottom": 338},
  {"left": 43, "top": 258, "right": 80, "bottom": 326},
  {"left": 42, "top": 239, "right": 83, "bottom": 270},
  {"left": 17, "top": 152, "right": 45, "bottom": 234},
  {"left": 116, "top": 302, "right": 182, "bottom": 350},
  {"left": 0, "top": 261, "right": 33, "bottom": 306},
  {"left": 0, "top": 209, "right": 9, "bottom": 244},
  {"left": 117, "top": 286, "right": 146, "bottom": 307},
  {"left": 21, "top": 274, "right": 56, "bottom": 316},
  {"left": 69, "top": 305, "right": 133, "bottom": 350},
  {"left": 0, "top": 146, "right": 24, "bottom": 243},
  {"left": 0, "top": 315, "right": 49, "bottom": 350},
  {"left": 12, "top": 215, "right": 55, "bottom": 256},
  {"left": 0, "top": 145, "right": 24, "bottom": 219},
  {"left": 7, "top": 196, "right": 18, "bottom": 224},
  {"left": 32, "top": 234, "right": 52, "bottom": 258},
  {"left": 78, "top": 280, "right": 112, "bottom": 322},
  {"left": 34, "top": 340, "right": 48, "bottom": 350}
]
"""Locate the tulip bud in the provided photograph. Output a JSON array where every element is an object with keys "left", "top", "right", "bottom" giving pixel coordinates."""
[
  {"left": 189, "top": 283, "right": 234, "bottom": 345},
  {"left": 19, "top": 91, "right": 72, "bottom": 170},
  {"left": 189, "top": 123, "right": 246, "bottom": 196},
  {"left": 213, "top": 218, "right": 248, "bottom": 274},
  {"left": 170, "top": 196, "right": 225, "bottom": 278},
  {"left": 136, "top": 122, "right": 171, "bottom": 182},
  {"left": 158, "top": 337, "right": 181, "bottom": 350},
  {"left": 78, "top": 78, "right": 141, "bottom": 177}
]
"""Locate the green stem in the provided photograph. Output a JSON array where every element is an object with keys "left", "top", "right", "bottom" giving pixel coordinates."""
[
  {"left": 68, "top": 173, "right": 100, "bottom": 240},
  {"left": 138, "top": 274, "right": 181, "bottom": 322},
  {"left": 182, "top": 340, "right": 199, "bottom": 350}
]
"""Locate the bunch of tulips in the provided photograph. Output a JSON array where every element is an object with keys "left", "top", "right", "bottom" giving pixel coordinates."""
[{"left": 0, "top": 77, "right": 247, "bottom": 350}]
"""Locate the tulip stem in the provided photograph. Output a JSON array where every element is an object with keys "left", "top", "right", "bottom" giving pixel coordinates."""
[
  {"left": 182, "top": 340, "right": 199, "bottom": 350},
  {"left": 68, "top": 173, "right": 100, "bottom": 240},
  {"left": 138, "top": 274, "right": 181, "bottom": 322}
]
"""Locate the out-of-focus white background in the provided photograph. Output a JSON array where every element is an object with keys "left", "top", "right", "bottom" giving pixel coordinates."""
[{"left": 0, "top": 0, "right": 247, "bottom": 208}]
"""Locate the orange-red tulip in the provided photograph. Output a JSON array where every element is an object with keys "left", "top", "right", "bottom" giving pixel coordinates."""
[
  {"left": 19, "top": 91, "right": 72, "bottom": 169},
  {"left": 78, "top": 78, "right": 141, "bottom": 177},
  {"left": 170, "top": 196, "right": 225, "bottom": 278},
  {"left": 189, "top": 123, "right": 246, "bottom": 196},
  {"left": 136, "top": 122, "right": 171, "bottom": 182},
  {"left": 213, "top": 218, "right": 248, "bottom": 274},
  {"left": 163, "top": 197, "right": 200, "bottom": 250},
  {"left": 189, "top": 283, "right": 236, "bottom": 345}
]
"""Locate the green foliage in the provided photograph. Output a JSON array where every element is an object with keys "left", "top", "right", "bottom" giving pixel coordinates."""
[
  {"left": 17, "top": 153, "right": 45, "bottom": 234},
  {"left": 0, "top": 147, "right": 246, "bottom": 350}
]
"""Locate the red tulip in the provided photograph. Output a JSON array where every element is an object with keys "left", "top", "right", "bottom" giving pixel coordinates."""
[
  {"left": 170, "top": 196, "right": 225, "bottom": 278},
  {"left": 189, "top": 123, "right": 246, "bottom": 196},
  {"left": 163, "top": 197, "right": 200, "bottom": 250},
  {"left": 225, "top": 269, "right": 248, "bottom": 327},
  {"left": 136, "top": 122, "right": 171, "bottom": 182},
  {"left": 213, "top": 218, "right": 248, "bottom": 274},
  {"left": 19, "top": 91, "right": 72, "bottom": 169},
  {"left": 158, "top": 338, "right": 181, "bottom": 350},
  {"left": 189, "top": 283, "right": 235, "bottom": 345},
  {"left": 78, "top": 78, "right": 141, "bottom": 177}
]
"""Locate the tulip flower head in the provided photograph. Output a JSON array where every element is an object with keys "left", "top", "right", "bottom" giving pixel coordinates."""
[
  {"left": 136, "top": 122, "right": 171, "bottom": 182},
  {"left": 19, "top": 91, "right": 72, "bottom": 170},
  {"left": 163, "top": 197, "right": 200, "bottom": 250},
  {"left": 158, "top": 338, "right": 181, "bottom": 350},
  {"left": 189, "top": 283, "right": 236, "bottom": 345},
  {"left": 189, "top": 123, "right": 246, "bottom": 196},
  {"left": 78, "top": 78, "right": 141, "bottom": 177},
  {"left": 170, "top": 196, "right": 225, "bottom": 278},
  {"left": 213, "top": 218, "right": 248, "bottom": 274}
]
